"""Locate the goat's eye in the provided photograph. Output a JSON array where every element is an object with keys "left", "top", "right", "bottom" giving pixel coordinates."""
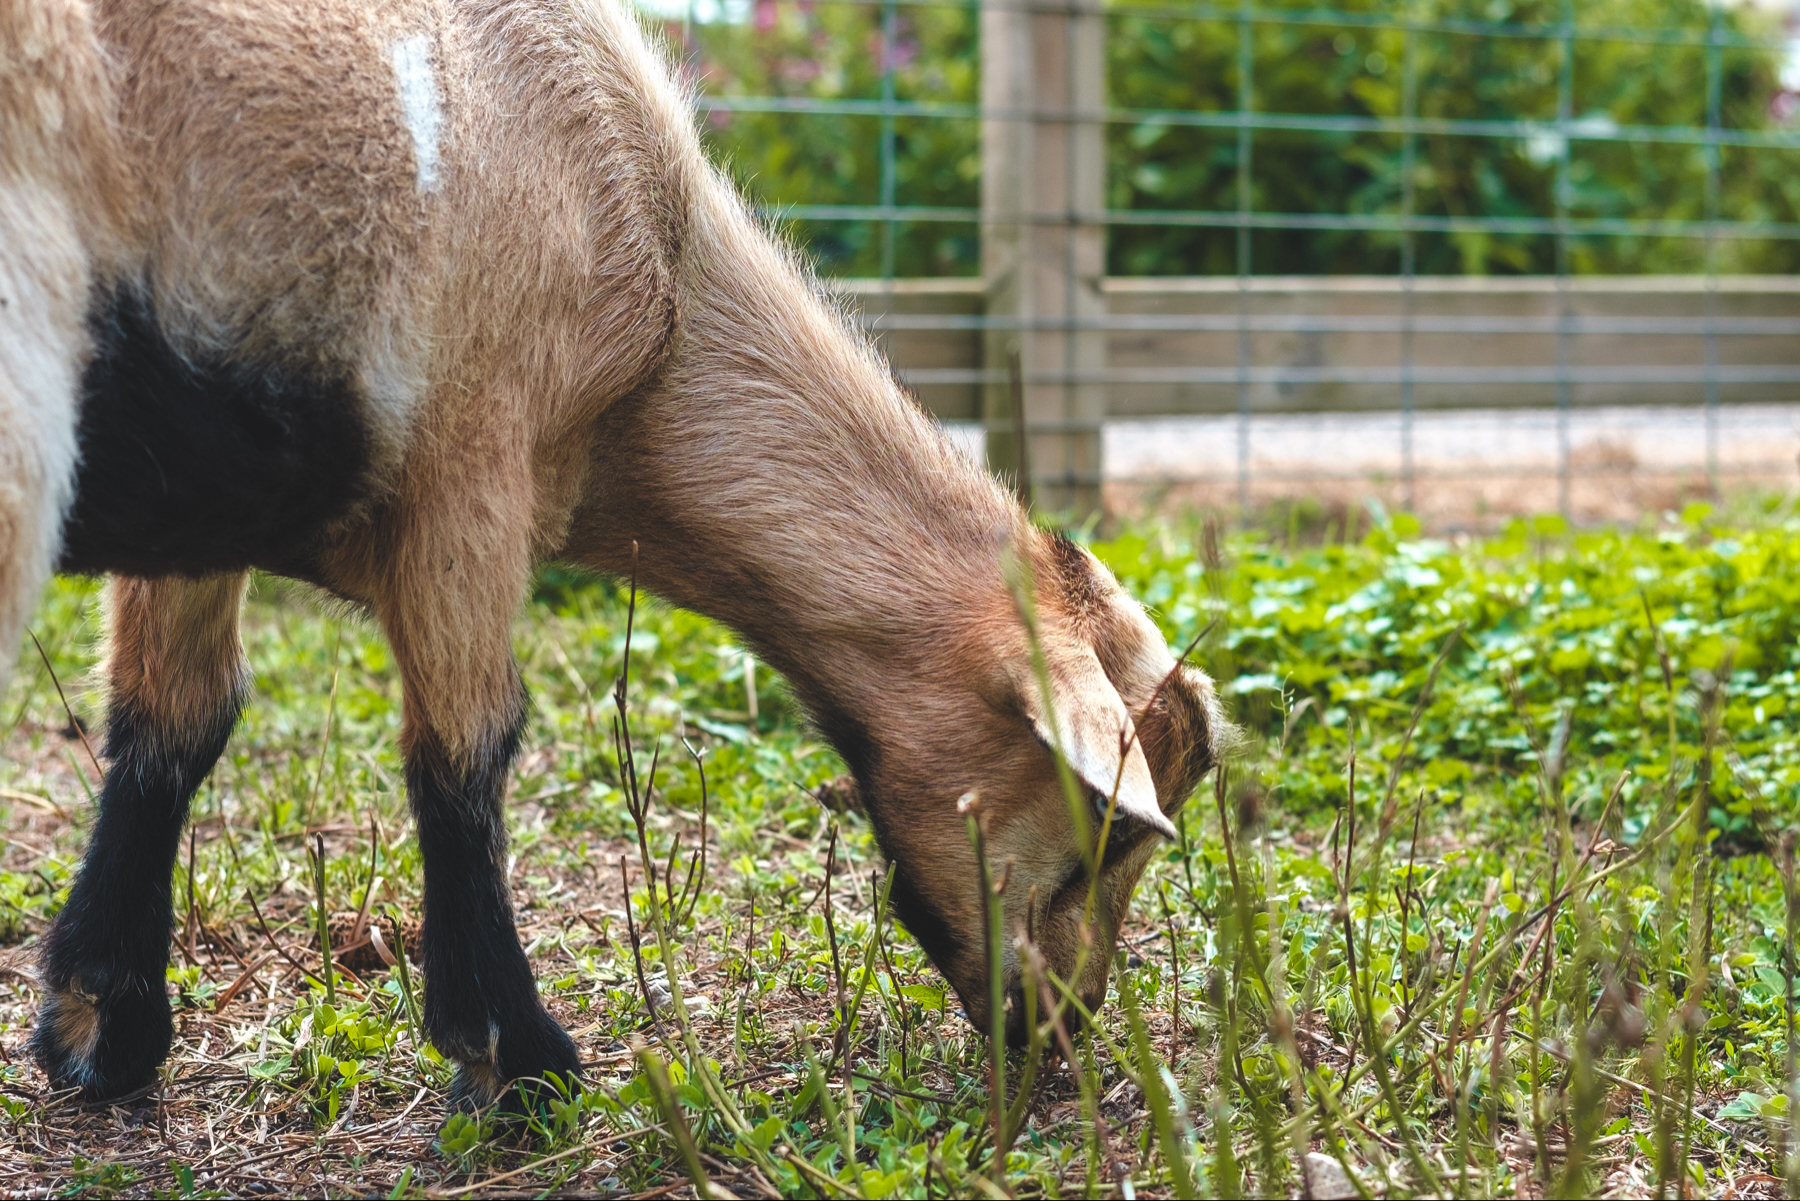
[
  {"left": 1090, "top": 786, "right": 1127, "bottom": 828},
  {"left": 1088, "top": 791, "right": 1155, "bottom": 864}
]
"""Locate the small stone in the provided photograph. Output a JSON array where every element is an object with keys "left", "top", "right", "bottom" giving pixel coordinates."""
[
  {"left": 321, "top": 911, "right": 420, "bottom": 973},
  {"left": 643, "top": 975, "right": 709, "bottom": 1013},
  {"left": 1303, "top": 1151, "right": 1372, "bottom": 1200}
]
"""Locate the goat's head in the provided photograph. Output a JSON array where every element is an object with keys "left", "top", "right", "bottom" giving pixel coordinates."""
[{"left": 833, "top": 531, "right": 1229, "bottom": 1042}]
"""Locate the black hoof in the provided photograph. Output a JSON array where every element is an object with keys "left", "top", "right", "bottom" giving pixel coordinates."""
[
  {"left": 31, "top": 980, "right": 171, "bottom": 1101},
  {"left": 438, "top": 1006, "right": 582, "bottom": 1118}
]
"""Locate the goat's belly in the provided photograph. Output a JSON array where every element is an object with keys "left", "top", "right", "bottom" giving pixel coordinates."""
[{"left": 58, "top": 290, "right": 374, "bottom": 578}]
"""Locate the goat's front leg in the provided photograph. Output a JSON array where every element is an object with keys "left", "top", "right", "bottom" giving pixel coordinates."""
[
  {"left": 34, "top": 574, "right": 248, "bottom": 1099},
  {"left": 378, "top": 507, "right": 580, "bottom": 1112}
]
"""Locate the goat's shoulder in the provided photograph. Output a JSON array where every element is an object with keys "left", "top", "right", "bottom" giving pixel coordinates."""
[{"left": 457, "top": 0, "right": 695, "bottom": 322}]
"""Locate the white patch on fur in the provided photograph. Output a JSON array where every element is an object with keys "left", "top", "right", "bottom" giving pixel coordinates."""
[
  {"left": 0, "top": 181, "right": 86, "bottom": 701},
  {"left": 355, "top": 308, "right": 430, "bottom": 481},
  {"left": 389, "top": 36, "right": 443, "bottom": 193}
]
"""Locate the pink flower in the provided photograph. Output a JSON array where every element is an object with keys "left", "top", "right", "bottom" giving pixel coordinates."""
[
  {"left": 780, "top": 58, "right": 822, "bottom": 84},
  {"left": 869, "top": 24, "right": 917, "bottom": 72}
]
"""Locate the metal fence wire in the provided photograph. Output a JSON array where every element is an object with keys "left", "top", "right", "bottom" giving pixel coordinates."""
[{"left": 643, "top": 0, "right": 1800, "bottom": 521}]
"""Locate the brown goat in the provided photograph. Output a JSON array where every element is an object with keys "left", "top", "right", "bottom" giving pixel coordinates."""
[{"left": 0, "top": 0, "right": 1227, "bottom": 1108}]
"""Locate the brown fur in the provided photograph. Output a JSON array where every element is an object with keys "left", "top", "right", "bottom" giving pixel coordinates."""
[
  {"left": 104, "top": 574, "right": 249, "bottom": 733},
  {"left": 1, "top": 0, "right": 1228, "bottom": 1069},
  {"left": 47, "top": 989, "right": 100, "bottom": 1064}
]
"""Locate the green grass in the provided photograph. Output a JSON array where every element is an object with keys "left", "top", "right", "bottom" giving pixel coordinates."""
[{"left": 2, "top": 498, "right": 1799, "bottom": 1196}]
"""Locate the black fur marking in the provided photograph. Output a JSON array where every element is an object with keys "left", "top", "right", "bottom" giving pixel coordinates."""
[
  {"left": 33, "top": 692, "right": 242, "bottom": 1099},
  {"left": 1047, "top": 531, "right": 1087, "bottom": 575},
  {"left": 1162, "top": 673, "right": 1219, "bottom": 787},
  {"left": 805, "top": 694, "right": 969, "bottom": 985},
  {"left": 1046, "top": 531, "right": 1103, "bottom": 608},
  {"left": 808, "top": 695, "right": 878, "bottom": 790},
  {"left": 60, "top": 289, "right": 372, "bottom": 578},
  {"left": 887, "top": 867, "right": 965, "bottom": 981},
  {"left": 407, "top": 705, "right": 581, "bottom": 1111}
]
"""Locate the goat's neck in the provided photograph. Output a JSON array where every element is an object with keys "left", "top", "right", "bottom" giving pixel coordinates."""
[{"left": 566, "top": 184, "right": 1024, "bottom": 708}]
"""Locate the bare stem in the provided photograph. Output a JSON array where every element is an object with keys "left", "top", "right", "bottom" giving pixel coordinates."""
[
  {"left": 961, "top": 793, "right": 1010, "bottom": 1194},
  {"left": 310, "top": 833, "right": 335, "bottom": 1007}
]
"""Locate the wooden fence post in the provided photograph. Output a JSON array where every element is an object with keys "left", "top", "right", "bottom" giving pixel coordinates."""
[{"left": 981, "top": 0, "right": 1107, "bottom": 517}]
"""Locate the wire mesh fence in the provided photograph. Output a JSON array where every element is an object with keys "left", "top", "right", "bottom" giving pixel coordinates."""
[{"left": 639, "top": 0, "right": 1800, "bottom": 524}]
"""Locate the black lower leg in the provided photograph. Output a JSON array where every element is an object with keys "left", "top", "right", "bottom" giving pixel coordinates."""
[
  {"left": 409, "top": 710, "right": 579, "bottom": 1112},
  {"left": 33, "top": 694, "right": 239, "bottom": 1099}
]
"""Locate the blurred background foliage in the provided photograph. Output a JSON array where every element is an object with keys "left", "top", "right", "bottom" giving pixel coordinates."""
[
  {"left": 659, "top": 0, "right": 983, "bottom": 276},
  {"left": 643, "top": 0, "right": 1800, "bottom": 277}
]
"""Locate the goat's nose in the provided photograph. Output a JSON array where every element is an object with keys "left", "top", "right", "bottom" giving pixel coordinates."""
[{"left": 1001, "top": 985, "right": 1031, "bottom": 1048}]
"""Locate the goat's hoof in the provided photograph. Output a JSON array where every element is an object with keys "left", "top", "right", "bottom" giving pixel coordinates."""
[
  {"left": 31, "top": 981, "right": 171, "bottom": 1102},
  {"left": 442, "top": 1009, "right": 582, "bottom": 1118}
]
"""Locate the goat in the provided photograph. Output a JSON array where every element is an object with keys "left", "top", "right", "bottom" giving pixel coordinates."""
[{"left": 0, "top": 0, "right": 1228, "bottom": 1109}]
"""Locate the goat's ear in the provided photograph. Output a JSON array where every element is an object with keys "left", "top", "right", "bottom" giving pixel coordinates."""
[{"left": 1018, "top": 651, "right": 1176, "bottom": 839}]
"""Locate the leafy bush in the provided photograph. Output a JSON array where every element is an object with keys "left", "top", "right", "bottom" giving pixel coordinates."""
[
  {"left": 645, "top": 0, "right": 1800, "bottom": 277},
  {"left": 1094, "top": 502, "right": 1800, "bottom": 842},
  {"left": 1108, "top": 0, "right": 1797, "bottom": 276}
]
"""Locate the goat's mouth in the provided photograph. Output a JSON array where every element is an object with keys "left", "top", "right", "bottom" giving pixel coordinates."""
[
  {"left": 962, "top": 984, "right": 1035, "bottom": 1048},
  {"left": 972, "top": 974, "right": 1104, "bottom": 1048},
  {"left": 1002, "top": 987, "right": 1030, "bottom": 1047}
]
